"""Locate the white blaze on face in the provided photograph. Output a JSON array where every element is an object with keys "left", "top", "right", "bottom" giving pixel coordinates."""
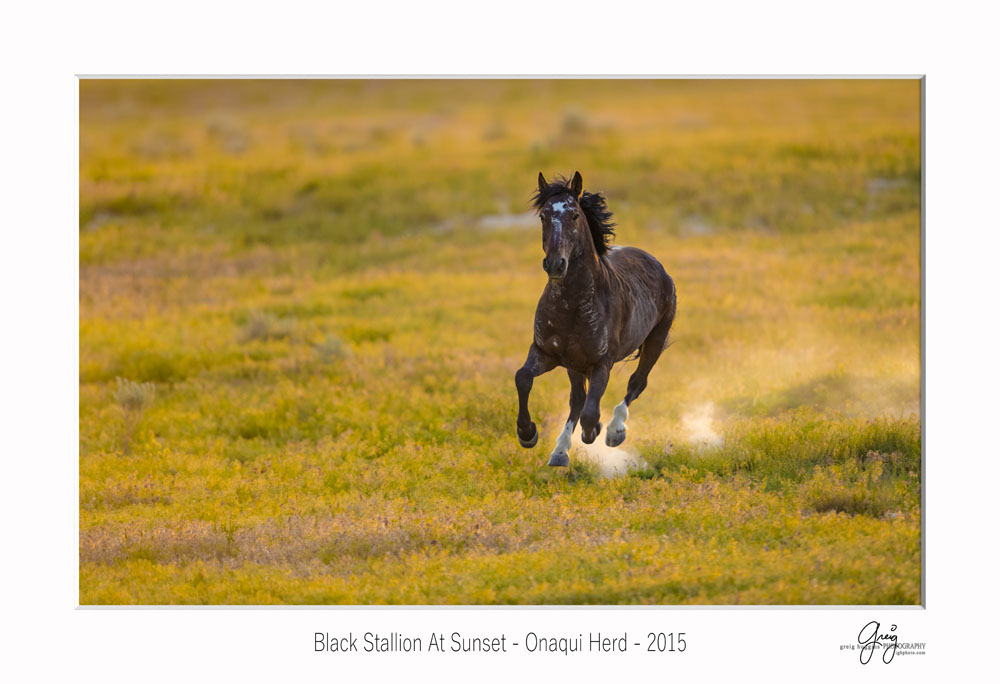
[{"left": 547, "top": 200, "right": 574, "bottom": 246}]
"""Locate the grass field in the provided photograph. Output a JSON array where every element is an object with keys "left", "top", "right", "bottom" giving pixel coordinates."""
[{"left": 79, "top": 79, "right": 921, "bottom": 604}]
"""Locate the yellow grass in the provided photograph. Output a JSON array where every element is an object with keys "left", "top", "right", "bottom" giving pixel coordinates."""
[{"left": 80, "top": 79, "right": 921, "bottom": 604}]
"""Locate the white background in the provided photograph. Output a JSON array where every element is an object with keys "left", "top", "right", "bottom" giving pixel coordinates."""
[{"left": 2, "top": 1, "right": 998, "bottom": 680}]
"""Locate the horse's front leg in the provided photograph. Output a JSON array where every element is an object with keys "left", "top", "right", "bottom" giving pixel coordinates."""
[
  {"left": 580, "top": 361, "right": 612, "bottom": 444},
  {"left": 547, "top": 369, "right": 587, "bottom": 467},
  {"left": 515, "top": 344, "right": 557, "bottom": 448}
]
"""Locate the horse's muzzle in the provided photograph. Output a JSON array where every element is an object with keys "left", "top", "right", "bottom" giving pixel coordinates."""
[{"left": 543, "top": 256, "right": 568, "bottom": 279}]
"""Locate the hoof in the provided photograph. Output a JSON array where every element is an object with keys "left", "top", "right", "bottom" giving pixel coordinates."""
[
  {"left": 605, "top": 425, "right": 626, "bottom": 447},
  {"left": 605, "top": 402, "right": 628, "bottom": 447},
  {"left": 517, "top": 422, "right": 538, "bottom": 448},
  {"left": 547, "top": 451, "right": 570, "bottom": 467},
  {"left": 581, "top": 421, "right": 602, "bottom": 445}
]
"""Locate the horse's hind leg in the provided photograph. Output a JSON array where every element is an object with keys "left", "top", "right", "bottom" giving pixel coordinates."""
[
  {"left": 606, "top": 314, "right": 672, "bottom": 447},
  {"left": 548, "top": 369, "right": 587, "bottom": 467},
  {"left": 515, "top": 344, "right": 557, "bottom": 448}
]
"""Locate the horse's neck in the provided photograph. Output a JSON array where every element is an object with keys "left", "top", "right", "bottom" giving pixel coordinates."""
[{"left": 548, "top": 254, "right": 609, "bottom": 307}]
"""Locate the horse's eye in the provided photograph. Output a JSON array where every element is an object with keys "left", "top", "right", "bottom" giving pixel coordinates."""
[{"left": 571, "top": 212, "right": 579, "bottom": 220}]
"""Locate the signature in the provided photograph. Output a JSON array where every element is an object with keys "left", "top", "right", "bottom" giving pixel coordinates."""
[{"left": 858, "top": 621, "right": 898, "bottom": 664}]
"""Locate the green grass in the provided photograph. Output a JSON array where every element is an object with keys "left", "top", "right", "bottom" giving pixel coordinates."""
[{"left": 79, "top": 79, "right": 921, "bottom": 604}]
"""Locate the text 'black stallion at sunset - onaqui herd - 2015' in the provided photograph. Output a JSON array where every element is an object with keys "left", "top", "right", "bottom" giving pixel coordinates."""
[{"left": 515, "top": 171, "right": 677, "bottom": 466}]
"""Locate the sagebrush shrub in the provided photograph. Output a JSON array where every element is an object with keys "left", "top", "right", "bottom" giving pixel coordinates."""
[
  {"left": 113, "top": 377, "right": 155, "bottom": 454},
  {"left": 241, "top": 311, "right": 294, "bottom": 342}
]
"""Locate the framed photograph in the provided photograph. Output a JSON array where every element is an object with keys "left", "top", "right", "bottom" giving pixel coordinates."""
[{"left": 11, "top": 3, "right": 997, "bottom": 678}]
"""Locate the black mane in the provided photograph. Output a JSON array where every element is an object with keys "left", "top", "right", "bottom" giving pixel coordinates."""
[{"left": 531, "top": 176, "right": 616, "bottom": 256}]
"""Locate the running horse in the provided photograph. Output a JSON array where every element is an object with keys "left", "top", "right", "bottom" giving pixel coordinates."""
[{"left": 515, "top": 172, "right": 677, "bottom": 466}]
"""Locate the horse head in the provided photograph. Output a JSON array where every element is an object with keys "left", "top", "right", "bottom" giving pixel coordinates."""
[{"left": 535, "top": 171, "right": 590, "bottom": 280}]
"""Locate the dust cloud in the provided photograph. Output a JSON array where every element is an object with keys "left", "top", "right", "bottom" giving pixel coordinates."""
[
  {"left": 680, "top": 402, "right": 724, "bottom": 449},
  {"left": 578, "top": 439, "right": 647, "bottom": 479}
]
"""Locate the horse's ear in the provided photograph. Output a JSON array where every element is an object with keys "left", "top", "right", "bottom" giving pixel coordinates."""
[
  {"left": 537, "top": 172, "right": 548, "bottom": 192},
  {"left": 571, "top": 171, "right": 583, "bottom": 197}
]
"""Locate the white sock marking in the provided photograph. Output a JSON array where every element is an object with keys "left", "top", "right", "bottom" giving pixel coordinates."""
[
  {"left": 608, "top": 401, "right": 628, "bottom": 433},
  {"left": 553, "top": 420, "right": 574, "bottom": 454}
]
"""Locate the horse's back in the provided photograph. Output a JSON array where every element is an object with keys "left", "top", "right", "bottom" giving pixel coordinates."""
[{"left": 606, "top": 245, "right": 675, "bottom": 310}]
